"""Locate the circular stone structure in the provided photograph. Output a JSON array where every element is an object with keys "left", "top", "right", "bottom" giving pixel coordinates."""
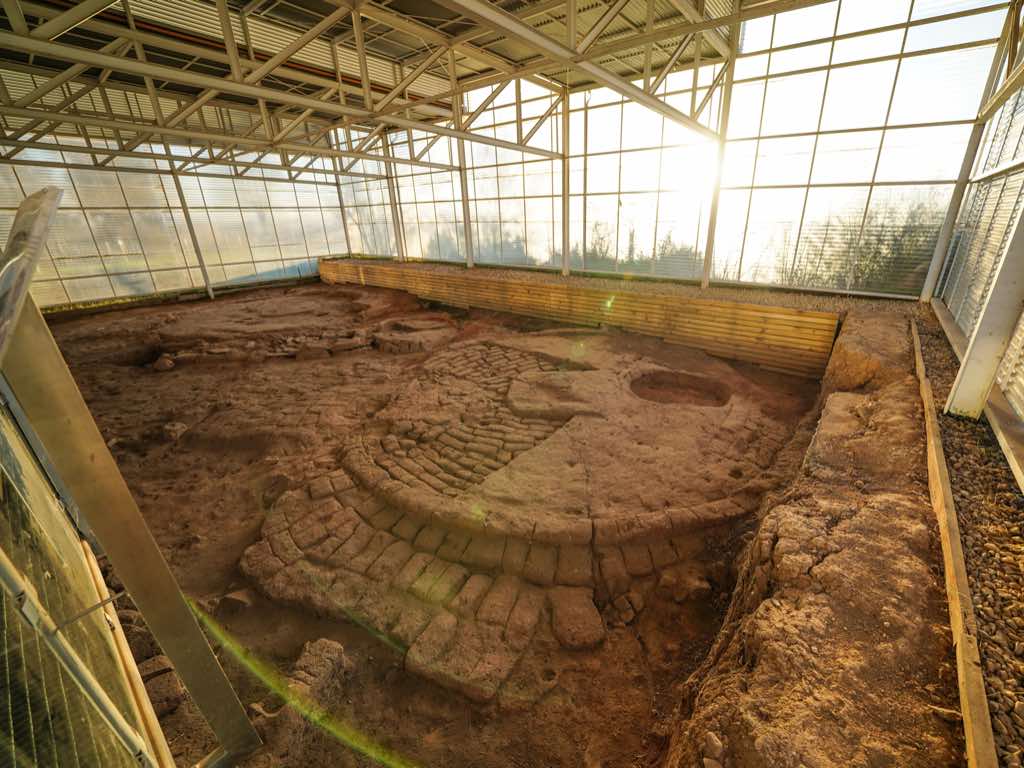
[{"left": 241, "top": 332, "right": 812, "bottom": 703}]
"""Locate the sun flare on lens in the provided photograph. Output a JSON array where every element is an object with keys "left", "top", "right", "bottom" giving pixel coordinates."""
[{"left": 190, "top": 601, "right": 420, "bottom": 768}]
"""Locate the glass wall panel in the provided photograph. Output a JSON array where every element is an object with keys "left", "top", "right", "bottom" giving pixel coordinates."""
[
  {"left": 7, "top": 137, "right": 348, "bottom": 306},
  {"left": 720, "top": 0, "right": 997, "bottom": 295},
  {"left": 8, "top": 0, "right": 1006, "bottom": 305}
]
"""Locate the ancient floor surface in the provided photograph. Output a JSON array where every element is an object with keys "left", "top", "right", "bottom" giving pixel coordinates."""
[{"left": 53, "top": 283, "right": 819, "bottom": 767}]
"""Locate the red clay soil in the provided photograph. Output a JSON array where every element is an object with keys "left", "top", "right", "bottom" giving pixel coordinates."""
[
  {"left": 664, "top": 313, "right": 965, "bottom": 768},
  {"left": 50, "top": 286, "right": 961, "bottom": 768},
  {"left": 51, "top": 283, "right": 820, "bottom": 768}
]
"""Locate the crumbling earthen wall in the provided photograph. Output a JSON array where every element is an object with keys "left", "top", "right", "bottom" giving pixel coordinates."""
[{"left": 665, "top": 313, "right": 961, "bottom": 768}]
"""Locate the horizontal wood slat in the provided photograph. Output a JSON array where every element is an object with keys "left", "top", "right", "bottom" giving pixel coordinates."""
[{"left": 319, "top": 260, "right": 839, "bottom": 378}]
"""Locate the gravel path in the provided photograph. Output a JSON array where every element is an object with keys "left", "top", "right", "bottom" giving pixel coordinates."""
[{"left": 918, "top": 314, "right": 1024, "bottom": 768}]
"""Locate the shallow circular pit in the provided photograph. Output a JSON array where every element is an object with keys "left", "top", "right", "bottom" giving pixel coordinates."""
[{"left": 630, "top": 370, "right": 731, "bottom": 407}]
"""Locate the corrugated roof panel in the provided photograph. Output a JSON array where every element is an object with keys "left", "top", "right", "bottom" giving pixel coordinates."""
[{"left": 128, "top": 0, "right": 448, "bottom": 98}]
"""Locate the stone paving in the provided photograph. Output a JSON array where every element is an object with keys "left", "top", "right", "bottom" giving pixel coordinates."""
[{"left": 241, "top": 330, "right": 812, "bottom": 702}]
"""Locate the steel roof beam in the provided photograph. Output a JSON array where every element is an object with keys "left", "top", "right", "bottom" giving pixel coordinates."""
[
  {"left": 665, "top": 0, "right": 730, "bottom": 58},
  {"left": 1, "top": 0, "right": 28, "bottom": 34},
  {"left": 0, "top": 29, "right": 560, "bottom": 157},
  {"left": 0, "top": 135, "right": 386, "bottom": 179},
  {"left": 577, "top": 0, "right": 630, "bottom": 54},
  {"left": 15, "top": 0, "right": 449, "bottom": 118},
  {"left": 0, "top": 104, "right": 462, "bottom": 170},
  {"left": 435, "top": 0, "right": 718, "bottom": 138},
  {"left": 30, "top": 0, "right": 117, "bottom": 40}
]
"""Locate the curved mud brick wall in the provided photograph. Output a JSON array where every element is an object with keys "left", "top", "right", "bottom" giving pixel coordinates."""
[
  {"left": 664, "top": 313, "right": 962, "bottom": 768},
  {"left": 238, "top": 331, "right": 811, "bottom": 706}
]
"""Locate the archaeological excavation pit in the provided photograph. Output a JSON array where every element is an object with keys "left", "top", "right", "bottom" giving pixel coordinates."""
[
  {"left": 8, "top": 4, "right": 1024, "bottom": 766},
  {"left": 37, "top": 268, "right": 985, "bottom": 768}
]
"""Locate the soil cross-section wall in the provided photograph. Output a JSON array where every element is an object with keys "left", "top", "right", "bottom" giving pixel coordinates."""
[{"left": 664, "top": 313, "right": 963, "bottom": 768}]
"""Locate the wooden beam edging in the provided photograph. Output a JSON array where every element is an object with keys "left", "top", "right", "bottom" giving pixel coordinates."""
[
  {"left": 911, "top": 319, "right": 999, "bottom": 768},
  {"left": 319, "top": 259, "right": 839, "bottom": 378},
  {"left": 82, "top": 541, "right": 176, "bottom": 768}
]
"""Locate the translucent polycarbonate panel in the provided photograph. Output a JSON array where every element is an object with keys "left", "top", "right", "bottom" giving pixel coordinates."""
[
  {"left": 0, "top": 167, "right": 24, "bottom": 207},
  {"left": 718, "top": 0, "right": 998, "bottom": 296},
  {"left": 789, "top": 186, "right": 871, "bottom": 289},
  {"left": 616, "top": 193, "right": 658, "bottom": 261},
  {"left": 15, "top": 167, "right": 79, "bottom": 207},
  {"left": 235, "top": 179, "right": 270, "bottom": 207},
  {"left": 102, "top": 254, "right": 149, "bottom": 275},
  {"left": 831, "top": 29, "right": 905, "bottom": 65},
  {"left": 300, "top": 210, "right": 329, "bottom": 256},
  {"left": 768, "top": 42, "right": 831, "bottom": 75},
  {"left": 820, "top": 60, "right": 898, "bottom": 131},
  {"left": 63, "top": 276, "right": 114, "bottom": 302},
  {"left": 995, "top": 311, "right": 1024, "bottom": 421},
  {"left": 208, "top": 209, "right": 252, "bottom": 263},
  {"left": 734, "top": 53, "right": 769, "bottom": 80},
  {"left": 836, "top": 0, "right": 911, "bottom": 34},
  {"left": 272, "top": 211, "right": 307, "bottom": 259},
  {"left": 199, "top": 176, "right": 238, "bottom": 207},
  {"left": 738, "top": 187, "right": 806, "bottom": 283},
  {"left": 71, "top": 170, "right": 127, "bottom": 208},
  {"left": 875, "top": 125, "right": 973, "bottom": 182},
  {"left": 86, "top": 210, "right": 142, "bottom": 255},
  {"left": 810, "top": 131, "right": 882, "bottom": 184},
  {"left": 771, "top": 1, "right": 838, "bottom": 47},
  {"left": 294, "top": 185, "right": 320, "bottom": 208},
  {"left": 727, "top": 80, "right": 767, "bottom": 139},
  {"left": 46, "top": 211, "right": 98, "bottom": 259},
  {"left": 889, "top": 46, "right": 995, "bottom": 125},
  {"left": 0, "top": 400, "right": 152, "bottom": 760},
  {"left": 904, "top": 8, "right": 1003, "bottom": 52},
  {"left": 111, "top": 272, "right": 157, "bottom": 297},
  {"left": 117, "top": 173, "right": 167, "bottom": 208},
  {"left": 753, "top": 136, "right": 815, "bottom": 185},
  {"left": 242, "top": 210, "right": 278, "bottom": 247},
  {"left": 912, "top": 0, "right": 1002, "bottom": 20},
  {"left": 29, "top": 280, "right": 69, "bottom": 306},
  {"left": 722, "top": 140, "right": 758, "bottom": 187},
  {"left": 710, "top": 189, "right": 754, "bottom": 280},
  {"left": 761, "top": 72, "right": 826, "bottom": 135},
  {"left": 739, "top": 15, "right": 773, "bottom": 52},
  {"left": 852, "top": 184, "right": 951, "bottom": 293},
  {"left": 941, "top": 170, "right": 1024, "bottom": 339}
]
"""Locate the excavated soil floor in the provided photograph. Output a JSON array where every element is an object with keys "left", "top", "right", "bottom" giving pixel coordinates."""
[{"left": 50, "top": 283, "right": 820, "bottom": 768}]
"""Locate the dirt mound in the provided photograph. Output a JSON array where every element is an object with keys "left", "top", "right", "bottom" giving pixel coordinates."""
[{"left": 664, "top": 311, "right": 962, "bottom": 768}]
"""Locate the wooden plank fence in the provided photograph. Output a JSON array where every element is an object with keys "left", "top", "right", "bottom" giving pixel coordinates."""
[{"left": 320, "top": 260, "right": 839, "bottom": 378}]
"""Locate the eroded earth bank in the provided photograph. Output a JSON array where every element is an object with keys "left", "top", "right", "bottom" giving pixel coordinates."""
[{"left": 51, "top": 285, "right": 962, "bottom": 767}]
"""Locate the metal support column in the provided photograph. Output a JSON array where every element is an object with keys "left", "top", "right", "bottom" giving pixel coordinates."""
[
  {"left": 169, "top": 171, "right": 215, "bottom": 299},
  {"left": 381, "top": 131, "right": 406, "bottom": 260},
  {"left": 700, "top": 15, "right": 737, "bottom": 289},
  {"left": 921, "top": 13, "right": 1012, "bottom": 301},
  {"left": 945, "top": 203, "right": 1024, "bottom": 418},
  {"left": 450, "top": 50, "right": 475, "bottom": 268},
  {"left": 3, "top": 297, "right": 260, "bottom": 762},
  {"left": 327, "top": 132, "right": 354, "bottom": 255},
  {"left": 561, "top": 83, "right": 570, "bottom": 276}
]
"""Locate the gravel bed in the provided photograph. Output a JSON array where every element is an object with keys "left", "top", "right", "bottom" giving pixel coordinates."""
[
  {"left": 326, "top": 258, "right": 934, "bottom": 318},
  {"left": 918, "top": 314, "right": 1024, "bottom": 768}
]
